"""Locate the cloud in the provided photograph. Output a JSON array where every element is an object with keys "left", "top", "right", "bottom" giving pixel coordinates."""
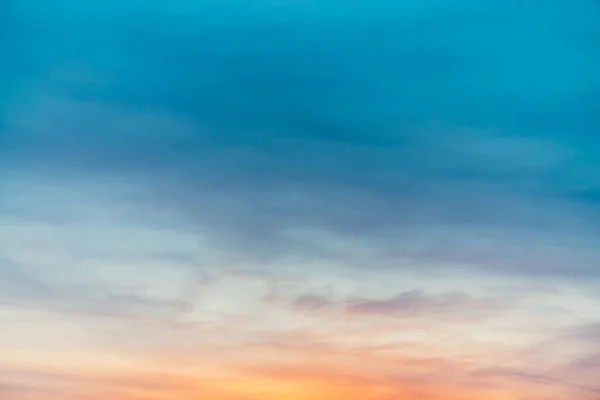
[
  {"left": 472, "top": 367, "right": 600, "bottom": 396},
  {"left": 3, "top": 96, "right": 600, "bottom": 283},
  {"left": 568, "top": 322, "right": 600, "bottom": 343},
  {"left": 3, "top": 88, "right": 600, "bottom": 282},
  {"left": 2, "top": 0, "right": 600, "bottom": 283},
  {"left": 289, "top": 289, "right": 509, "bottom": 321},
  {"left": 0, "top": 367, "right": 255, "bottom": 400},
  {"left": 0, "top": 260, "right": 196, "bottom": 331},
  {"left": 346, "top": 290, "right": 503, "bottom": 317},
  {"left": 566, "top": 354, "right": 600, "bottom": 373},
  {"left": 291, "top": 294, "right": 335, "bottom": 312}
]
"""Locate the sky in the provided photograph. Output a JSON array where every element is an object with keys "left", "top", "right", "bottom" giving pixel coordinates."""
[{"left": 1, "top": 0, "right": 600, "bottom": 399}]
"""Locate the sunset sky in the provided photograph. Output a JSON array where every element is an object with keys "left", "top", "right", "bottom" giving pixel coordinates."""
[{"left": 1, "top": 1, "right": 600, "bottom": 399}]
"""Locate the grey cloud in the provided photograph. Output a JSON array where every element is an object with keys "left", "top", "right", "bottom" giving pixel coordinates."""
[
  {"left": 472, "top": 367, "right": 600, "bottom": 395},
  {"left": 290, "top": 289, "right": 509, "bottom": 319},
  {"left": 346, "top": 290, "right": 502, "bottom": 317},
  {"left": 557, "top": 321, "right": 600, "bottom": 344},
  {"left": 291, "top": 294, "right": 334, "bottom": 312},
  {"left": 565, "top": 354, "right": 600, "bottom": 373},
  {"left": 0, "top": 260, "right": 192, "bottom": 325}
]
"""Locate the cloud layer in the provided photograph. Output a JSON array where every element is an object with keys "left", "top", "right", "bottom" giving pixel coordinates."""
[{"left": 1, "top": 0, "right": 600, "bottom": 399}]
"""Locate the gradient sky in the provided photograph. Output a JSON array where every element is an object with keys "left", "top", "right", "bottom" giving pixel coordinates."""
[{"left": 1, "top": 1, "right": 600, "bottom": 399}]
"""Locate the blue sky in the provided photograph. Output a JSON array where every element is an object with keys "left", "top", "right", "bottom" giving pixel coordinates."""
[{"left": 1, "top": 1, "right": 600, "bottom": 399}]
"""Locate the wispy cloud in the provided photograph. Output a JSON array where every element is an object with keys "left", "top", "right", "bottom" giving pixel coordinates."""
[{"left": 290, "top": 289, "right": 509, "bottom": 320}]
